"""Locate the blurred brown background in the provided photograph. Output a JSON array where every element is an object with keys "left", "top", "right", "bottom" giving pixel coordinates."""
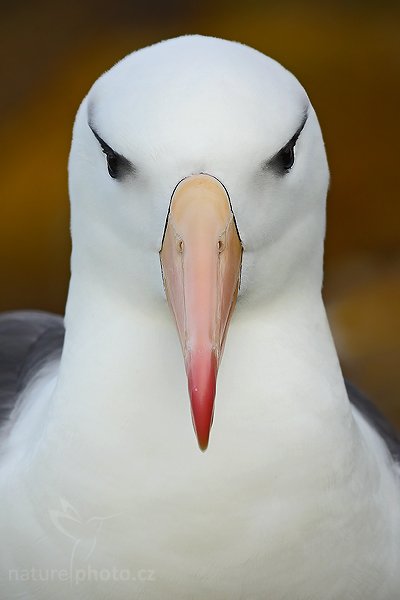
[{"left": 0, "top": 0, "right": 399, "bottom": 425}]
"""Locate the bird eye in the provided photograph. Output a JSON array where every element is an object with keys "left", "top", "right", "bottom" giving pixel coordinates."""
[
  {"left": 105, "top": 151, "right": 119, "bottom": 179},
  {"left": 89, "top": 124, "right": 135, "bottom": 180},
  {"left": 276, "top": 140, "right": 296, "bottom": 172},
  {"left": 266, "top": 113, "right": 308, "bottom": 176}
]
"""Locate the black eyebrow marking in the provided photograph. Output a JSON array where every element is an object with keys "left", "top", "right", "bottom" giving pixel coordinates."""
[
  {"left": 89, "top": 123, "right": 114, "bottom": 154},
  {"left": 88, "top": 121, "right": 136, "bottom": 177},
  {"left": 263, "top": 107, "right": 309, "bottom": 171},
  {"left": 288, "top": 107, "right": 308, "bottom": 147}
]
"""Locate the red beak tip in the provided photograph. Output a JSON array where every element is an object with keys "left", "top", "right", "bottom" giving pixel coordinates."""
[
  {"left": 191, "top": 414, "right": 212, "bottom": 452},
  {"left": 197, "top": 435, "right": 210, "bottom": 452},
  {"left": 187, "top": 355, "right": 216, "bottom": 452}
]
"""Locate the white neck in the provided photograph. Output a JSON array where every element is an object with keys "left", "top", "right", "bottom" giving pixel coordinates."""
[
  {"left": 6, "top": 270, "right": 400, "bottom": 600},
  {"left": 34, "top": 274, "right": 354, "bottom": 491}
]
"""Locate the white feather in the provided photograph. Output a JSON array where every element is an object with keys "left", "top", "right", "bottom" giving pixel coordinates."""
[{"left": 0, "top": 35, "right": 398, "bottom": 599}]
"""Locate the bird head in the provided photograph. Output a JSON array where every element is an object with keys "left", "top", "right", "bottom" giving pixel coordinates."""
[{"left": 68, "top": 35, "right": 329, "bottom": 450}]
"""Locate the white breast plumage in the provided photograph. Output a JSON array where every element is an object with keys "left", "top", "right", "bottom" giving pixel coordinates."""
[{"left": 0, "top": 34, "right": 399, "bottom": 600}]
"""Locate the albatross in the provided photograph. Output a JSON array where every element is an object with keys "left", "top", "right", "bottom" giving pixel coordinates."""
[{"left": 0, "top": 35, "right": 399, "bottom": 599}]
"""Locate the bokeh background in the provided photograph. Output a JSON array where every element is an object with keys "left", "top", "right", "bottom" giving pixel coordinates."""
[{"left": 1, "top": 0, "right": 399, "bottom": 425}]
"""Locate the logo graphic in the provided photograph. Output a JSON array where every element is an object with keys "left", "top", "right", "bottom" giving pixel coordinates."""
[
  {"left": 49, "top": 497, "right": 120, "bottom": 579},
  {"left": 8, "top": 498, "right": 156, "bottom": 586}
]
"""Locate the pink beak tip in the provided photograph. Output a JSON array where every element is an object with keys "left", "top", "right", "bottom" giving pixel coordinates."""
[
  {"left": 188, "top": 354, "right": 217, "bottom": 452},
  {"left": 198, "top": 437, "right": 210, "bottom": 452},
  {"left": 191, "top": 406, "right": 212, "bottom": 452}
]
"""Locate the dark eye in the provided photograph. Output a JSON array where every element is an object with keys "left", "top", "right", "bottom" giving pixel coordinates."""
[
  {"left": 265, "top": 113, "right": 308, "bottom": 176},
  {"left": 105, "top": 151, "right": 119, "bottom": 179},
  {"left": 89, "top": 124, "right": 135, "bottom": 180},
  {"left": 276, "top": 140, "right": 296, "bottom": 173},
  {"left": 98, "top": 143, "right": 134, "bottom": 180}
]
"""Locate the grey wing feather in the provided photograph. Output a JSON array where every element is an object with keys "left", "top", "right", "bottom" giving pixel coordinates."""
[
  {"left": 346, "top": 380, "right": 400, "bottom": 462},
  {"left": 0, "top": 310, "right": 65, "bottom": 425}
]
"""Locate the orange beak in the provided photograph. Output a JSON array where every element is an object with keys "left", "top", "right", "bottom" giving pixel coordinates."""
[{"left": 160, "top": 174, "right": 242, "bottom": 450}]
